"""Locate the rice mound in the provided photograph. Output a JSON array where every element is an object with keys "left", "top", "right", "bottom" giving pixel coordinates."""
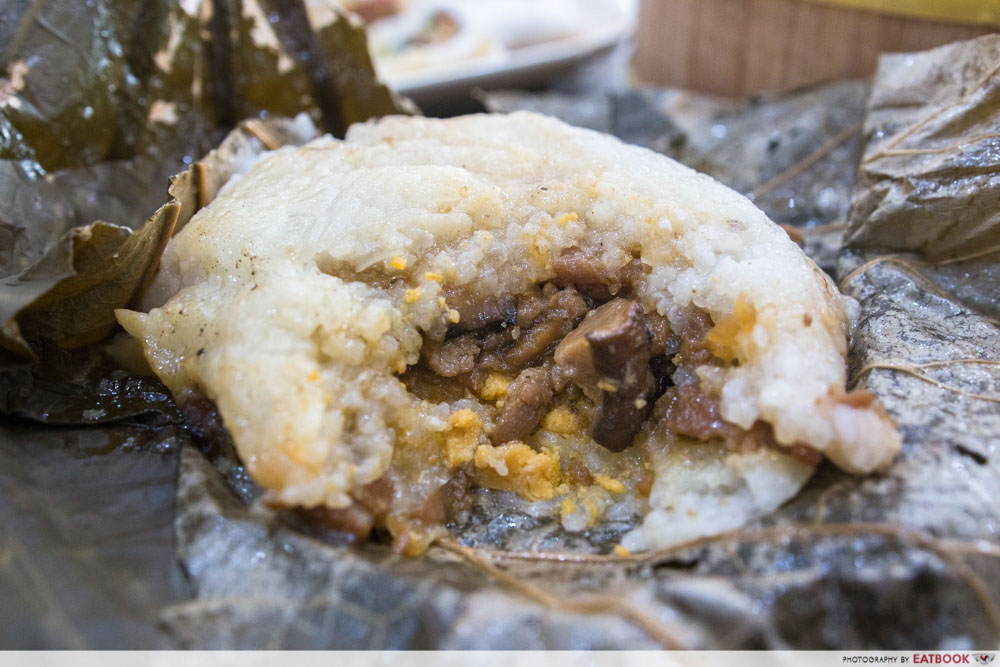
[{"left": 118, "top": 112, "right": 900, "bottom": 551}]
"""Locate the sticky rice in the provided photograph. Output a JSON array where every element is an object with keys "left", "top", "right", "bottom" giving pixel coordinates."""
[{"left": 118, "top": 112, "right": 900, "bottom": 554}]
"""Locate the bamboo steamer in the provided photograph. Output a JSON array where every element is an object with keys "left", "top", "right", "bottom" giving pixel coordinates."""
[{"left": 634, "top": 0, "right": 1000, "bottom": 97}]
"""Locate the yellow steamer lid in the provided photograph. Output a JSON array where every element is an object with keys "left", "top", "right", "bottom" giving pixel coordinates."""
[{"left": 801, "top": 0, "right": 1000, "bottom": 26}]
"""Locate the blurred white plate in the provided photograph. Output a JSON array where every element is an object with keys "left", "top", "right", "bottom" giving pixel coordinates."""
[{"left": 374, "top": 0, "right": 636, "bottom": 103}]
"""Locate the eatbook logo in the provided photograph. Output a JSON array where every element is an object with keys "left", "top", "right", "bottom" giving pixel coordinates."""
[{"left": 974, "top": 656, "right": 995, "bottom": 666}]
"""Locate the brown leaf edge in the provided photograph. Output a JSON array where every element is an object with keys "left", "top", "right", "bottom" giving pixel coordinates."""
[{"left": 0, "top": 116, "right": 320, "bottom": 359}]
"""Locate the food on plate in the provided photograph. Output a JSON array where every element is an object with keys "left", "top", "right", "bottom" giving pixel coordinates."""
[
  {"left": 352, "top": 0, "right": 591, "bottom": 78},
  {"left": 117, "top": 112, "right": 901, "bottom": 555},
  {"left": 340, "top": 0, "right": 408, "bottom": 25}
]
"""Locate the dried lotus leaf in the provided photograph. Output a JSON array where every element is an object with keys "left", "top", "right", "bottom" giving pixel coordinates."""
[
  {"left": 846, "top": 34, "right": 1000, "bottom": 265},
  {"left": 0, "top": 0, "right": 406, "bottom": 357}
]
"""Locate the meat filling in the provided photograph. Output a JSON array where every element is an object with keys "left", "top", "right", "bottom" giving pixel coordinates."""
[
  {"left": 423, "top": 334, "right": 480, "bottom": 377},
  {"left": 551, "top": 244, "right": 645, "bottom": 301},
  {"left": 405, "top": 246, "right": 820, "bottom": 471},
  {"left": 554, "top": 299, "right": 656, "bottom": 451},
  {"left": 443, "top": 287, "right": 516, "bottom": 331},
  {"left": 499, "top": 287, "right": 589, "bottom": 372},
  {"left": 492, "top": 366, "right": 555, "bottom": 445},
  {"left": 654, "top": 384, "right": 823, "bottom": 465}
]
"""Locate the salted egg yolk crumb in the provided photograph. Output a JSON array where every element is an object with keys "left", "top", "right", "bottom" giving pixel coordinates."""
[
  {"left": 474, "top": 441, "right": 560, "bottom": 501},
  {"left": 593, "top": 474, "right": 625, "bottom": 494},
  {"left": 476, "top": 373, "right": 510, "bottom": 401},
  {"left": 542, "top": 406, "right": 581, "bottom": 434},
  {"left": 443, "top": 409, "right": 483, "bottom": 467}
]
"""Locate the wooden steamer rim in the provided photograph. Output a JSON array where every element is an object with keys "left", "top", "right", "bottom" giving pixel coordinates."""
[{"left": 634, "top": 0, "right": 1000, "bottom": 97}]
